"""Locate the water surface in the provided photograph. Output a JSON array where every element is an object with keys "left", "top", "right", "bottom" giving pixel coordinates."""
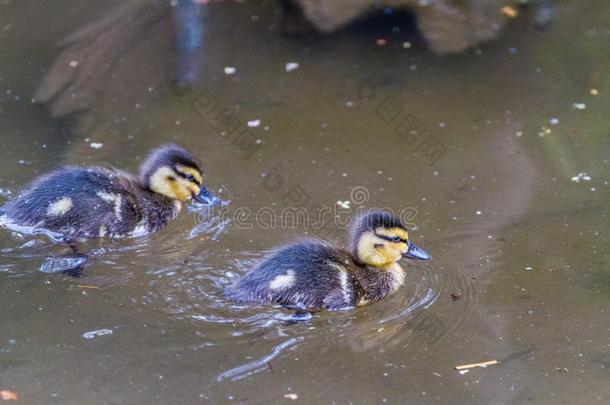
[{"left": 0, "top": 0, "right": 609, "bottom": 403}]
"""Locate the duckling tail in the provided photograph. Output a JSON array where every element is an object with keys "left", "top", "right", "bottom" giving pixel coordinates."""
[{"left": 224, "top": 284, "right": 263, "bottom": 305}]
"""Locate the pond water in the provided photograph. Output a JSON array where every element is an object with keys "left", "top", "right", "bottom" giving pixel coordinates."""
[{"left": 0, "top": 0, "right": 608, "bottom": 403}]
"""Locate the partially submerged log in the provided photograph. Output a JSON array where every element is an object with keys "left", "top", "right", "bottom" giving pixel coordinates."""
[
  {"left": 291, "top": 0, "right": 519, "bottom": 54},
  {"left": 35, "top": 0, "right": 171, "bottom": 120},
  {"left": 34, "top": 0, "right": 551, "bottom": 135}
]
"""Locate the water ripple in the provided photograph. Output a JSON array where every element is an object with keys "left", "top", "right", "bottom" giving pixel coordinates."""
[{"left": 216, "top": 337, "right": 304, "bottom": 382}]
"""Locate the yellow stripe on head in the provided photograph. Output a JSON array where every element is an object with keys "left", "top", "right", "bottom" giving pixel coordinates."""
[
  {"left": 175, "top": 164, "right": 203, "bottom": 184},
  {"left": 375, "top": 227, "right": 409, "bottom": 241}
]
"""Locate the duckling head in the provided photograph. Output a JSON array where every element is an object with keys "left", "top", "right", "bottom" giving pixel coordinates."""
[
  {"left": 140, "top": 144, "right": 219, "bottom": 205},
  {"left": 350, "top": 210, "right": 431, "bottom": 268}
]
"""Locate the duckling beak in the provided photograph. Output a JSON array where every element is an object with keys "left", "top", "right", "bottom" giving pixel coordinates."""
[
  {"left": 403, "top": 242, "right": 431, "bottom": 261},
  {"left": 193, "top": 186, "right": 221, "bottom": 206}
]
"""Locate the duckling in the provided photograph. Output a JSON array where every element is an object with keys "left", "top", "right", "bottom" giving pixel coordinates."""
[
  {"left": 0, "top": 144, "right": 219, "bottom": 240},
  {"left": 226, "top": 209, "right": 431, "bottom": 311}
]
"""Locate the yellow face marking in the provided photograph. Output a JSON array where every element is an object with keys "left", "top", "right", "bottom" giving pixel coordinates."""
[
  {"left": 375, "top": 227, "right": 409, "bottom": 255},
  {"left": 150, "top": 166, "right": 198, "bottom": 201},
  {"left": 356, "top": 227, "right": 411, "bottom": 268},
  {"left": 187, "top": 183, "right": 201, "bottom": 197},
  {"left": 356, "top": 232, "right": 401, "bottom": 267},
  {"left": 175, "top": 165, "right": 203, "bottom": 185},
  {"left": 375, "top": 227, "right": 409, "bottom": 241},
  {"left": 169, "top": 180, "right": 188, "bottom": 201}
]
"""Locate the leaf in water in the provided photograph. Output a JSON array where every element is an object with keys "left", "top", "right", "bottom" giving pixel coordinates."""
[
  {"left": 82, "top": 329, "right": 113, "bottom": 340},
  {"left": 0, "top": 390, "right": 18, "bottom": 400}
]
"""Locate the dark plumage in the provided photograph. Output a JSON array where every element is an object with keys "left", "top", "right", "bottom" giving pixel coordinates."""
[
  {"left": 139, "top": 144, "right": 201, "bottom": 188},
  {"left": 0, "top": 144, "right": 215, "bottom": 239},
  {"left": 226, "top": 210, "right": 431, "bottom": 311}
]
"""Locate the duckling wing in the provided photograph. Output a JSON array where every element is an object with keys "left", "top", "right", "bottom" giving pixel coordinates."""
[
  {"left": 227, "top": 240, "right": 360, "bottom": 311},
  {"left": 2, "top": 167, "right": 142, "bottom": 238}
]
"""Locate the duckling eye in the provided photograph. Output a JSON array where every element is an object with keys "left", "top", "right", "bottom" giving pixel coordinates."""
[
  {"left": 185, "top": 174, "right": 196, "bottom": 183},
  {"left": 391, "top": 236, "right": 402, "bottom": 243}
]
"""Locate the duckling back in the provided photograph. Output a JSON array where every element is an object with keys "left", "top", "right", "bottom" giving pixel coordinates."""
[
  {"left": 226, "top": 240, "right": 364, "bottom": 310},
  {"left": 1, "top": 166, "right": 177, "bottom": 238}
]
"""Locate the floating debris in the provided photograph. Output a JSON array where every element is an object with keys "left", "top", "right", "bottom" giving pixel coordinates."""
[
  {"left": 501, "top": 6, "right": 518, "bottom": 18},
  {"left": 455, "top": 359, "right": 498, "bottom": 370},
  {"left": 376, "top": 38, "right": 387, "bottom": 46},
  {"left": 285, "top": 62, "right": 300, "bottom": 72},
  {"left": 549, "top": 118, "right": 559, "bottom": 125},
  {"left": 284, "top": 393, "right": 299, "bottom": 400},
  {"left": 450, "top": 293, "right": 461, "bottom": 301},
  {"left": 538, "top": 126, "right": 552, "bottom": 137},
  {"left": 336, "top": 200, "right": 351, "bottom": 209},
  {"left": 69, "top": 60, "right": 79, "bottom": 68},
  {"left": 224, "top": 66, "right": 236, "bottom": 75},
  {"left": 572, "top": 102, "right": 586, "bottom": 110},
  {"left": 590, "top": 88, "right": 599, "bottom": 96},
  {"left": 402, "top": 42, "right": 412, "bottom": 49},
  {"left": 90, "top": 142, "right": 103, "bottom": 149},
  {"left": 82, "top": 329, "right": 113, "bottom": 340},
  {"left": 0, "top": 390, "right": 17, "bottom": 401},
  {"left": 247, "top": 119, "right": 261, "bottom": 128},
  {"left": 570, "top": 173, "right": 592, "bottom": 183}
]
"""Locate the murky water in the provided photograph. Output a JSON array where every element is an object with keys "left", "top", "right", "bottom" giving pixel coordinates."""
[{"left": 1, "top": 0, "right": 609, "bottom": 403}]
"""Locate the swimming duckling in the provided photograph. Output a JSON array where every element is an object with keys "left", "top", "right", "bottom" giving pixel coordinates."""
[
  {"left": 226, "top": 210, "right": 431, "bottom": 311},
  {"left": 0, "top": 144, "right": 219, "bottom": 240}
]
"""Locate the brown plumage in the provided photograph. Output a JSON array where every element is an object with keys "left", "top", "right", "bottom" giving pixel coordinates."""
[
  {"left": 226, "top": 210, "right": 431, "bottom": 311},
  {"left": 0, "top": 144, "right": 217, "bottom": 239}
]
